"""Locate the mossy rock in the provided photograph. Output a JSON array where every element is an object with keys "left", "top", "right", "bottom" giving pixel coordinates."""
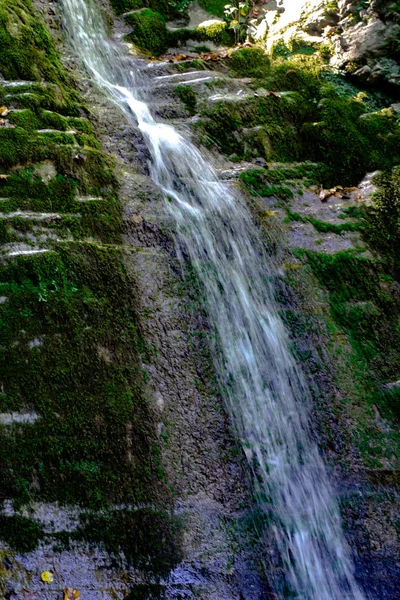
[
  {"left": 229, "top": 47, "right": 271, "bottom": 78},
  {"left": 125, "top": 9, "right": 168, "bottom": 56},
  {"left": 197, "top": 0, "right": 227, "bottom": 18},
  {"left": 168, "top": 20, "right": 233, "bottom": 48},
  {"left": 112, "top": 0, "right": 177, "bottom": 18}
]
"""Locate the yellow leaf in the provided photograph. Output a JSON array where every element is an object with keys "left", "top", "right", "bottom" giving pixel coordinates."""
[{"left": 41, "top": 571, "right": 54, "bottom": 583}]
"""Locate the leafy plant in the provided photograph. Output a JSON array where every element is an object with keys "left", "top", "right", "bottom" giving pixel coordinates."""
[{"left": 224, "top": 1, "right": 251, "bottom": 44}]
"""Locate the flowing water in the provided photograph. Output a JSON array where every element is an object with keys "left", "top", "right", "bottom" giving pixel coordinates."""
[{"left": 60, "top": 1, "right": 366, "bottom": 598}]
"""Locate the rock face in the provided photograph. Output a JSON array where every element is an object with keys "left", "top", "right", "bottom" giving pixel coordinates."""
[
  {"left": 260, "top": 0, "right": 400, "bottom": 91},
  {"left": 0, "top": 0, "right": 399, "bottom": 599}
]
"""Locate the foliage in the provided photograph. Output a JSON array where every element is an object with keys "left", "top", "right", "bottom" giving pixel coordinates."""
[{"left": 224, "top": 1, "right": 251, "bottom": 44}]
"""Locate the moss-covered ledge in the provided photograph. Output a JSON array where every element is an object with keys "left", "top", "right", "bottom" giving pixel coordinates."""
[{"left": 0, "top": 0, "right": 181, "bottom": 583}]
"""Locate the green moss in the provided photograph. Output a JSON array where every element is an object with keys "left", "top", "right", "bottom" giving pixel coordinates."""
[
  {"left": 198, "top": 0, "right": 227, "bottom": 18},
  {"left": 75, "top": 507, "right": 183, "bottom": 574},
  {"left": 0, "top": 515, "right": 44, "bottom": 552},
  {"left": 7, "top": 109, "right": 42, "bottom": 131},
  {"left": 200, "top": 54, "right": 400, "bottom": 186},
  {"left": 290, "top": 249, "right": 400, "bottom": 465},
  {"left": 240, "top": 170, "right": 293, "bottom": 199},
  {"left": 196, "top": 20, "right": 230, "bottom": 44},
  {"left": 0, "top": 244, "right": 161, "bottom": 509},
  {"left": 0, "top": 0, "right": 63, "bottom": 82},
  {"left": 125, "top": 9, "right": 168, "bottom": 56},
  {"left": 175, "top": 85, "right": 197, "bottom": 115},
  {"left": 303, "top": 99, "right": 400, "bottom": 186},
  {"left": 286, "top": 210, "right": 360, "bottom": 234},
  {"left": 363, "top": 168, "right": 400, "bottom": 274},
  {"left": 112, "top": 0, "right": 177, "bottom": 18},
  {"left": 0, "top": 0, "right": 167, "bottom": 525},
  {"left": 229, "top": 47, "right": 271, "bottom": 78},
  {"left": 168, "top": 20, "right": 232, "bottom": 47}
]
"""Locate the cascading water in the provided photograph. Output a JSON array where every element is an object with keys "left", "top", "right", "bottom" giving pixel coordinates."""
[{"left": 59, "top": 0, "right": 366, "bottom": 597}]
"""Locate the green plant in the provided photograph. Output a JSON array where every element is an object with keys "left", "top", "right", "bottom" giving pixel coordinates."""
[{"left": 224, "top": 1, "right": 251, "bottom": 44}]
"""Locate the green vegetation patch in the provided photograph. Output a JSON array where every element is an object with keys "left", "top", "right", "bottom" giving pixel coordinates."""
[
  {"left": 300, "top": 250, "right": 400, "bottom": 429},
  {"left": 175, "top": 85, "right": 197, "bottom": 114},
  {"left": 229, "top": 47, "right": 271, "bottom": 78},
  {"left": 363, "top": 168, "right": 400, "bottom": 274},
  {"left": 75, "top": 507, "right": 183, "bottom": 574},
  {"left": 0, "top": 515, "right": 44, "bottom": 552},
  {"left": 0, "top": 0, "right": 169, "bottom": 561},
  {"left": 198, "top": 0, "right": 227, "bottom": 17},
  {"left": 168, "top": 20, "right": 233, "bottom": 49},
  {"left": 0, "top": 244, "right": 160, "bottom": 509},
  {"left": 199, "top": 52, "right": 400, "bottom": 186},
  {"left": 125, "top": 9, "right": 169, "bottom": 55}
]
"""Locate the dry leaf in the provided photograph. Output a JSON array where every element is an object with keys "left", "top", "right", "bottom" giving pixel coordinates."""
[
  {"left": 319, "top": 189, "right": 333, "bottom": 202},
  {"left": 64, "top": 587, "right": 80, "bottom": 600}
]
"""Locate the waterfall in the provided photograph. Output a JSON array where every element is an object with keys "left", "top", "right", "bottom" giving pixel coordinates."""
[{"left": 59, "top": 0, "right": 366, "bottom": 597}]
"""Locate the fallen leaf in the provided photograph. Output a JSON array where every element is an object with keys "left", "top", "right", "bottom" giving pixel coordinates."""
[
  {"left": 0, "top": 174, "right": 8, "bottom": 180},
  {"left": 41, "top": 571, "right": 54, "bottom": 583},
  {"left": 319, "top": 189, "right": 333, "bottom": 202},
  {"left": 64, "top": 587, "right": 80, "bottom": 600}
]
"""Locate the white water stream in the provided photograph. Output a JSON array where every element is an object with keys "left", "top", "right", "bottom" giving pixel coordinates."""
[{"left": 60, "top": 1, "right": 366, "bottom": 598}]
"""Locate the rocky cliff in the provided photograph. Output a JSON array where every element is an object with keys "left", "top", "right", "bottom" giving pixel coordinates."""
[{"left": 0, "top": 0, "right": 399, "bottom": 599}]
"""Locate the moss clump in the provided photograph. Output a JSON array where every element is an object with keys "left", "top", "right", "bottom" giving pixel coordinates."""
[
  {"left": 200, "top": 54, "right": 400, "bottom": 186},
  {"left": 199, "top": 93, "right": 307, "bottom": 161},
  {"left": 363, "top": 168, "right": 400, "bottom": 275},
  {"left": 112, "top": 0, "right": 177, "bottom": 18},
  {"left": 229, "top": 47, "right": 271, "bottom": 78},
  {"left": 197, "top": 0, "right": 227, "bottom": 18},
  {"left": 0, "top": 0, "right": 63, "bottom": 82},
  {"left": 196, "top": 20, "right": 230, "bottom": 44},
  {"left": 0, "top": 515, "right": 44, "bottom": 552},
  {"left": 75, "top": 508, "right": 183, "bottom": 574},
  {"left": 125, "top": 9, "right": 168, "bottom": 55},
  {"left": 175, "top": 85, "right": 197, "bottom": 114},
  {"left": 286, "top": 210, "right": 360, "bottom": 233},
  {"left": 0, "top": 245, "right": 160, "bottom": 509},
  {"left": 240, "top": 169, "right": 293, "bottom": 199},
  {"left": 303, "top": 100, "right": 400, "bottom": 185},
  {"left": 168, "top": 20, "right": 233, "bottom": 48}
]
